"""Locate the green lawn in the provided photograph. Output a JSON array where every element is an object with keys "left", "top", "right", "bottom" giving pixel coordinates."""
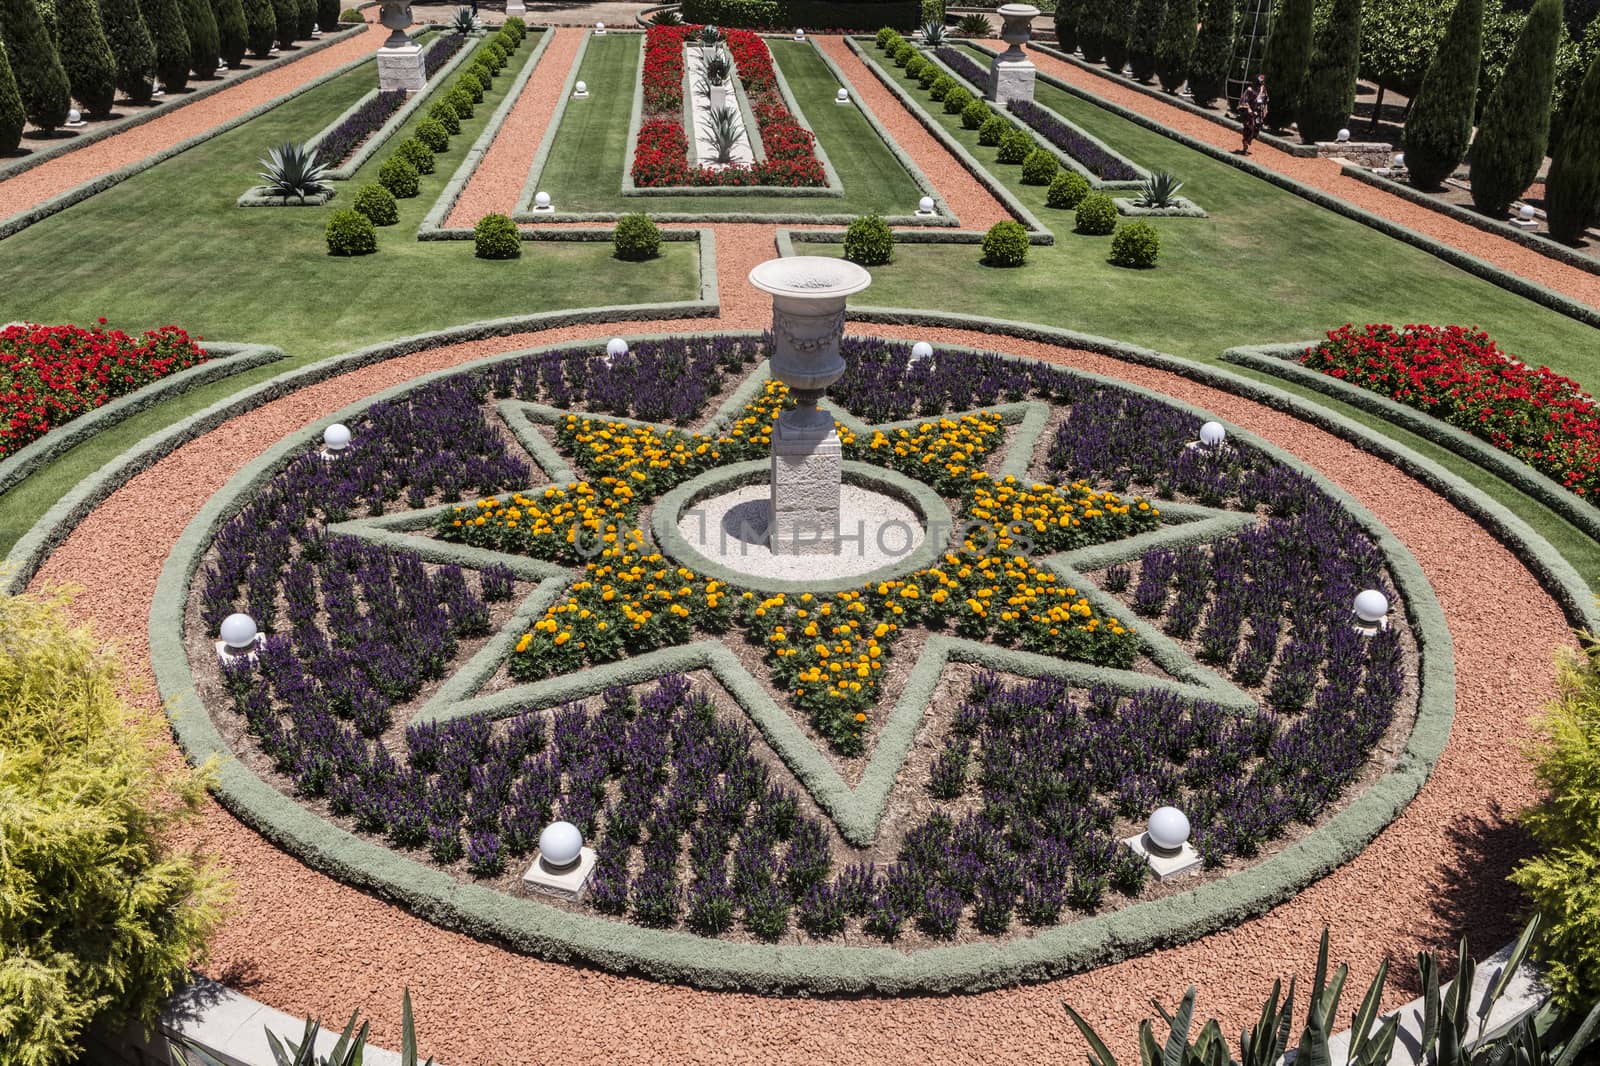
[{"left": 535, "top": 34, "right": 929, "bottom": 215}]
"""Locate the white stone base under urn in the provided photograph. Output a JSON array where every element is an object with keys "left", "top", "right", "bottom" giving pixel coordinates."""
[
  {"left": 377, "top": 42, "right": 426, "bottom": 92},
  {"left": 987, "top": 3, "right": 1040, "bottom": 105}
]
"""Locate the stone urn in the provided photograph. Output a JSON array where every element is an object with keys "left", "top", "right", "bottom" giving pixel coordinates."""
[
  {"left": 988, "top": 3, "right": 1039, "bottom": 105},
  {"left": 377, "top": 0, "right": 413, "bottom": 46},
  {"left": 747, "top": 256, "right": 873, "bottom": 555}
]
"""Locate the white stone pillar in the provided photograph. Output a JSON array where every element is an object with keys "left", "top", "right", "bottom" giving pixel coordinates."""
[
  {"left": 987, "top": 3, "right": 1040, "bottom": 105},
  {"left": 376, "top": 0, "right": 425, "bottom": 92},
  {"left": 505, "top": 0, "right": 525, "bottom": 15},
  {"left": 747, "top": 257, "right": 872, "bottom": 556}
]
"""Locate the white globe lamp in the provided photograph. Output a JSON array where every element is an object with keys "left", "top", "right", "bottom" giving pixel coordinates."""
[
  {"left": 1335, "top": 128, "right": 1350, "bottom": 143},
  {"left": 595, "top": 20, "right": 605, "bottom": 32},
  {"left": 917, "top": 195, "right": 936, "bottom": 216},
  {"left": 794, "top": 26, "right": 804, "bottom": 39},
  {"left": 910, "top": 341, "right": 934, "bottom": 363},
  {"left": 1393, "top": 152, "right": 1405, "bottom": 168},
  {"left": 606, "top": 337, "right": 628, "bottom": 360},
  {"left": 1519, "top": 203, "right": 1537, "bottom": 221},
  {"left": 66, "top": 108, "right": 84, "bottom": 127},
  {"left": 1198, "top": 420, "right": 1226, "bottom": 447},
  {"left": 835, "top": 87, "right": 849, "bottom": 105},
  {"left": 219, "top": 613, "right": 258, "bottom": 651},
  {"left": 1146, "top": 806, "right": 1190, "bottom": 854},
  {"left": 539, "top": 821, "right": 584, "bottom": 870},
  {"left": 323, "top": 423, "right": 352, "bottom": 452},
  {"left": 574, "top": 80, "right": 588, "bottom": 98},
  {"left": 1354, "top": 589, "right": 1389, "bottom": 625},
  {"left": 534, "top": 190, "right": 552, "bottom": 212}
]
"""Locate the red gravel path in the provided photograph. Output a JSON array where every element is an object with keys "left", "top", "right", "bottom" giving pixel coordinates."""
[
  {"left": 0, "top": 23, "right": 388, "bottom": 225},
  {"left": 976, "top": 40, "right": 1600, "bottom": 311},
  {"left": 27, "top": 309, "right": 1570, "bottom": 1063}
]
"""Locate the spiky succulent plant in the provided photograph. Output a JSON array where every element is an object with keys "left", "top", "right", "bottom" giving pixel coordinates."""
[
  {"left": 257, "top": 142, "right": 329, "bottom": 202},
  {"left": 1138, "top": 169, "right": 1185, "bottom": 208}
]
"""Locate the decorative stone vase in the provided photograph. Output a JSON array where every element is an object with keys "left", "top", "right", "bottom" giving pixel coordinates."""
[
  {"left": 987, "top": 3, "right": 1039, "bottom": 105},
  {"left": 376, "top": 0, "right": 424, "bottom": 91},
  {"left": 747, "top": 257, "right": 873, "bottom": 555}
]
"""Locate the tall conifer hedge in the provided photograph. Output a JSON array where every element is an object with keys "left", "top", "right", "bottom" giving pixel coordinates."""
[
  {"left": 0, "top": 0, "right": 72, "bottom": 127},
  {"left": 100, "top": 0, "right": 154, "bottom": 100},
  {"left": 1470, "top": 0, "right": 1561, "bottom": 214},
  {"left": 211, "top": 0, "right": 242, "bottom": 64},
  {"left": 0, "top": 38, "right": 25, "bottom": 149},
  {"left": 1401, "top": 0, "right": 1484, "bottom": 188},
  {"left": 1297, "top": 0, "right": 1363, "bottom": 141},
  {"left": 56, "top": 0, "right": 116, "bottom": 112},
  {"left": 1187, "top": 0, "right": 1234, "bottom": 105},
  {"left": 1154, "top": 0, "right": 1198, "bottom": 92},
  {"left": 1545, "top": 50, "right": 1600, "bottom": 241},
  {"left": 1262, "top": 0, "right": 1314, "bottom": 127}
]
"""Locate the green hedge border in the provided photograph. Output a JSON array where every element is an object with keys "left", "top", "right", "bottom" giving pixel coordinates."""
[{"left": 140, "top": 321, "right": 1462, "bottom": 994}]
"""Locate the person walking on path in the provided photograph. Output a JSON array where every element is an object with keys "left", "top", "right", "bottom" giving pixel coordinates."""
[{"left": 1238, "top": 73, "right": 1268, "bottom": 154}]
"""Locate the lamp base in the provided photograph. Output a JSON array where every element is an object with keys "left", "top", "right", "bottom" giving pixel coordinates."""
[
  {"left": 1122, "top": 832, "right": 1201, "bottom": 881},
  {"left": 522, "top": 846, "right": 597, "bottom": 900}
]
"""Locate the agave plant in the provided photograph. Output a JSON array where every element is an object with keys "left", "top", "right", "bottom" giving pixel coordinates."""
[
  {"left": 174, "top": 989, "right": 436, "bottom": 1066},
  {"left": 1137, "top": 169, "right": 1184, "bottom": 208},
  {"left": 702, "top": 49, "right": 731, "bottom": 85},
  {"left": 257, "top": 142, "right": 329, "bottom": 203},
  {"left": 449, "top": 5, "right": 478, "bottom": 34},
  {"left": 706, "top": 105, "right": 744, "bottom": 165},
  {"left": 698, "top": 23, "right": 721, "bottom": 45},
  {"left": 648, "top": 7, "right": 682, "bottom": 23},
  {"left": 956, "top": 13, "right": 993, "bottom": 37},
  {"left": 920, "top": 20, "right": 947, "bottom": 44}
]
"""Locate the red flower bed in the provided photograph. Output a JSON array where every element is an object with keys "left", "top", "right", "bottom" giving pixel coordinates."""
[
  {"left": 1, "top": 321, "right": 206, "bottom": 459},
  {"left": 1302, "top": 323, "right": 1600, "bottom": 499},
  {"left": 632, "top": 24, "right": 825, "bottom": 189}
]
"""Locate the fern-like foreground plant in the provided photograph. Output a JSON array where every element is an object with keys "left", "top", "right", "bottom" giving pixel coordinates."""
[
  {"left": 1137, "top": 169, "right": 1184, "bottom": 207},
  {"left": 257, "top": 141, "right": 329, "bottom": 201},
  {"left": 175, "top": 988, "right": 435, "bottom": 1066}
]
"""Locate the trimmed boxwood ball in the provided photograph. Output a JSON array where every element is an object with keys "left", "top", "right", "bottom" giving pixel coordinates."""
[
  {"left": 469, "top": 57, "right": 494, "bottom": 85},
  {"left": 456, "top": 70, "right": 483, "bottom": 103},
  {"left": 996, "top": 127, "right": 1032, "bottom": 163},
  {"left": 337, "top": 5, "right": 360, "bottom": 19},
  {"left": 352, "top": 182, "right": 398, "bottom": 226},
  {"left": 982, "top": 220, "right": 1029, "bottom": 266},
  {"left": 929, "top": 73, "right": 955, "bottom": 100},
  {"left": 613, "top": 211, "right": 661, "bottom": 260},
  {"left": 842, "top": 213, "right": 894, "bottom": 265},
  {"left": 416, "top": 116, "right": 448, "bottom": 153},
  {"left": 893, "top": 41, "right": 914, "bottom": 66},
  {"left": 1110, "top": 220, "right": 1161, "bottom": 266},
  {"left": 904, "top": 54, "right": 927, "bottom": 80},
  {"left": 961, "top": 98, "right": 990, "bottom": 129},
  {"left": 503, "top": 14, "right": 524, "bottom": 37},
  {"left": 943, "top": 85, "right": 972, "bottom": 115},
  {"left": 377, "top": 155, "right": 419, "bottom": 198},
  {"left": 445, "top": 86, "right": 473, "bottom": 118},
  {"left": 1021, "top": 148, "right": 1058, "bottom": 185},
  {"left": 428, "top": 98, "right": 460, "bottom": 134},
  {"left": 325, "top": 207, "right": 376, "bottom": 255},
  {"left": 484, "top": 41, "right": 506, "bottom": 67},
  {"left": 917, "top": 63, "right": 939, "bottom": 89},
  {"left": 876, "top": 25, "right": 898, "bottom": 48},
  {"left": 1046, "top": 169, "right": 1090, "bottom": 208},
  {"left": 395, "top": 136, "right": 435, "bottom": 175},
  {"left": 977, "top": 113, "right": 1007, "bottom": 146},
  {"left": 1075, "top": 192, "right": 1117, "bottom": 234},
  {"left": 474, "top": 213, "right": 521, "bottom": 259}
]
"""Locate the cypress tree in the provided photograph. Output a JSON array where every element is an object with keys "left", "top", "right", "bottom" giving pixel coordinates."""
[
  {"left": 0, "top": 0, "right": 72, "bottom": 127},
  {"left": 56, "top": 0, "right": 116, "bottom": 112},
  {"left": 1078, "top": 0, "right": 1108, "bottom": 61},
  {"left": 292, "top": 0, "right": 309, "bottom": 37},
  {"left": 1470, "top": 0, "right": 1561, "bottom": 214},
  {"left": 0, "top": 39, "right": 24, "bottom": 150},
  {"left": 315, "top": 0, "right": 334, "bottom": 29},
  {"left": 138, "top": 0, "right": 187, "bottom": 89},
  {"left": 269, "top": 0, "right": 292, "bottom": 45},
  {"left": 1297, "top": 0, "right": 1362, "bottom": 141},
  {"left": 100, "top": 0, "right": 152, "bottom": 99},
  {"left": 1103, "top": 0, "right": 1137, "bottom": 72},
  {"left": 1401, "top": 0, "right": 1484, "bottom": 187},
  {"left": 211, "top": 0, "right": 242, "bottom": 64},
  {"left": 1154, "top": 0, "right": 1198, "bottom": 92},
  {"left": 1054, "top": 0, "right": 1082, "bottom": 54},
  {"left": 179, "top": 0, "right": 215, "bottom": 75},
  {"left": 1128, "top": 0, "right": 1167, "bottom": 82},
  {"left": 1188, "top": 0, "right": 1234, "bottom": 106},
  {"left": 1261, "top": 0, "right": 1313, "bottom": 127},
  {"left": 1545, "top": 50, "right": 1600, "bottom": 241},
  {"left": 241, "top": 0, "right": 269, "bottom": 54}
]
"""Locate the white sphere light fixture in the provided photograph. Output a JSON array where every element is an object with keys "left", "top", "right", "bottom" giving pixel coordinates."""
[
  {"left": 66, "top": 108, "right": 83, "bottom": 127},
  {"left": 219, "top": 613, "right": 258, "bottom": 650},
  {"left": 836, "top": 87, "right": 850, "bottom": 104},
  {"left": 1198, "top": 420, "right": 1226, "bottom": 446},
  {"left": 910, "top": 341, "right": 934, "bottom": 362},
  {"left": 323, "top": 423, "right": 352, "bottom": 452},
  {"left": 595, "top": 20, "right": 605, "bottom": 32},
  {"left": 1336, "top": 127, "right": 1350, "bottom": 142},
  {"left": 919, "top": 195, "right": 935, "bottom": 212},
  {"left": 794, "top": 26, "right": 804, "bottom": 38},
  {"left": 1393, "top": 152, "right": 1405, "bottom": 167},
  {"left": 1354, "top": 589, "right": 1390, "bottom": 624},
  {"left": 1519, "top": 203, "right": 1537, "bottom": 221},
  {"left": 539, "top": 821, "right": 584, "bottom": 869},
  {"left": 574, "top": 80, "right": 588, "bottom": 96},
  {"left": 1147, "top": 806, "right": 1191, "bottom": 852},
  {"left": 534, "top": 190, "right": 552, "bottom": 211},
  {"left": 606, "top": 337, "right": 628, "bottom": 359}
]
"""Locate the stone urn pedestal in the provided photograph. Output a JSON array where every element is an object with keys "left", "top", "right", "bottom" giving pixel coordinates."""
[
  {"left": 376, "top": 0, "right": 425, "bottom": 92},
  {"left": 506, "top": 0, "right": 526, "bottom": 14},
  {"left": 987, "top": 3, "right": 1040, "bottom": 105},
  {"left": 748, "top": 257, "right": 873, "bottom": 555}
]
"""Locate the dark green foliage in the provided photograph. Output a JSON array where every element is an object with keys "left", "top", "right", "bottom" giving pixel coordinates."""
[
  {"left": 1188, "top": 0, "right": 1234, "bottom": 105},
  {"left": 394, "top": 135, "right": 433, "bottom": 175},
  {"left": 1154, "top": 0, "right": 1197, "bottom": 92},
  {"left": 315, "top": 0, "right": 333, "bottom": 29},
  {"left": 956, "top": 11, "right": 991, "bottom": 35},
  {"left": 843, "top": 212, "right": 894, "bottom": 264},
  {"left": 474, "top": 213, "right": 520, "bottom": 259},
  {"left": 428, "top": 97, "right": 459, "bottom": 134},
  {"left": 266, "top": 0, "right": 291, "bottom": 44},
  {"left": 916, "top": 59, "right": 939, "bottom": 87},
  {"left": 1297, "top": 0, "right": 1362, "bottom": 141},
  {"left": 140, "top": 0, "right": 189, "bottom": 90},
  {"left": 1075, "top": 191, "right": 1118, "bottom": 233},
  {"left": 456, "top": 69, "right": 482, "bottom": 102},
  {"left": 179, "top": 0, "right": 218, "bottom": 79},
  {"left": 56, "top": 0, "right": 117, "bottom": 112},
  {"left": 352, "top": 182, "right": 397, "bottom": 225},
  {"left": 1102, "top": 0, "right": 1136, "bottom": 71},
  {"left": 1262, "top": 0, "right": 1314, "bottom": 127},
  {"left": 292, "top": 0, "right": 311, "bottom": 39},
  {"left": 325, "top": 207, "right": 376, "bottom": 255},
  {"left": 929, "top": 72, "right": 954, "bottom": 100},
  {"left": 981, "top": 219, "right": 1029, "bottom": 265},
  {"left": 1127, "top": 0, "right": 1166, "bottom": 82},
  {"left": 211, "top": 0, "right": 244, "bottom": 65},
  {"left": 1046, "top": 168, "right": 1090, "bottom": 207},
  {"left": 1077, "top": 0, "right": 1108, "bottom": 62},
  {"left": 415, "top": 115, "right": 447, "bottom": 152},
  {"left": 892, "top": 39, "right": 913, "bottom": 65},
  {"left": 943, "top": 83, "right": 971, "bottom": 114},
  {"left": 336, "top": 3, "right": 357, "bottom": 18},
  {"left": 240, "top": 0, "right": 271, "bottom": 56},
  {"left": 444, "top": 85, "right": 472, "bottom": 117},
  {"left": 1110, "top": 219, "right": 1162, "bottom": 265},
  {"left": 1054, "top": 0, "right": 1081, "bottom": 53},
  {"left": 1470, "top": 0, "right": 1561, "bottom": 214},
  {"left": 1550, "top": 17, "right": 1599, "bottom": 151},
  {"left": 960, "top": 96, "right": 989, "bottom": 127},
  {"left": 0, "top": 0, "right": 72, "bottom": 127},
  {"left": 996, "top": 126, "right": 1032, "bottom": 162},
  {"left": 1546, "top": 49, "right": 1600, "bottom": 240},
  {"left": 0, "top": 40, "right": 24, "bottom": 151},
  {"left": 875, "top": 25, "right": 898, "bottom": 48},
  {"left": 1360, "top": 0, "right": 1450, "bottom": 97},
  {"left": 377, "top": 154, "right": 418, "bottom": 197},
  {"left": 613, "top": 212, "right": 661, "bottom": 260},
  {"left": 977, "top": 111, "right": 1007, "bottom": 144},
  {"left": 1021, "top": 147, "right": 1059, "bottom": 183},
  {"left": 1401, "top": 0, "right": 1484, "bottom": 187},
  {"left": 100, "top": 0, "right": 155, "bottom": 98}
]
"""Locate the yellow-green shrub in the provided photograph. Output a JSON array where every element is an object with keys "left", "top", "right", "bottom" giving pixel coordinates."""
[{"left": 0, "top": 588, "right": 225, "bottom": 1066}]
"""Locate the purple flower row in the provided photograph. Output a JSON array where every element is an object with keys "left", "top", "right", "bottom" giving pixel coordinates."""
[
  {"left": 932, "top": 46, "right": 989, "bottom": 92},
  {"left": 1005, "top": 98, "right": 1140, "bottom": 181},
  {"left": 422, "top": 33, "right": 467, "bottom": 79},
  {"left": 315, "top": 89, "right": 408, "bottom": 167}
]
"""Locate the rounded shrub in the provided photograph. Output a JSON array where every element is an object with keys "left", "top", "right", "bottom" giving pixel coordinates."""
[
  {"left": 377, "top": 155, "right": 419, "bottom": 198},
  {"left": 484, "top": 41, "right": 506, "bottom": 67},
  {"left": 893, "top": 41, "right": 914, "bottom": 66},
  {"left": 469, "top": 57, "right": 494, "bottom": 86},
  {"left": 917, "top": 62, "right": 940, "bottom": 89},
  {"left": 474, "top": 212, "right": 521, "bottom": 259},
  {"left": 352, "top": 182, "right": 398, "bottom": 225},
  {"left": 445, "top": 86, "right": 474, "bottom": 118},
  {"left": 428, "top": 97, "right": 461, "bottom": 134},
  {"left": 504, "top": 14, "right": 525, "bottom": 37},
  {"left": 1046, "top": 169, "right": 1090, "bottom": 208},
  {"left": 930, "top": 73, "right": 955, "bottom": 100},
  {"left": 842, "top": 213, "right": 894, "bottom": 265},
  {"left": 961, "top": 97, "right": 990, "bottom": 129},
  {"left": 996, "top": 127, "right": 1032, "bottom": 163},
  {"left": 613, "top": 211, "right": 662, "bottom": 261},
  {"left": 1075, "top": 192, "right": 1118, "bottom": 234},
  {"left": 977, "top": 113, "right": 1007, "bottom": 146},
  {"left": 1110, "top": 220, "right": 1161, "bottom": 266},
  {"left": 338, "top": 5, "right": 360, "bottom": 19},
  {"left": 456, "top": 70, "right": 483, "bottom": 103},
  {"left": 904, "top": 54, "right": 927, "bottom": 80},
  {"left": 395, "top": 135, "right": 435, "bottom": 175},
  {"left": 416, "top": 116, "right": 449, "bottom": 153},
  {"left": 876, "top": 25, "right": 899, "bottom": 49},
  {"left": 326, "top": 207, "right": 377, "bottom": 254},
  {"left": 494, "top": 29, "right": 516, "bottom": 53},
  {"left": 1021, "top": 147, "right": 1058, "bottom": 185},
  {"left": 982, "top": 220, "right": 1029, "bottom": 266},
  {"left": 943, "top": 85, "right": 972, "bottom": 115}
]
